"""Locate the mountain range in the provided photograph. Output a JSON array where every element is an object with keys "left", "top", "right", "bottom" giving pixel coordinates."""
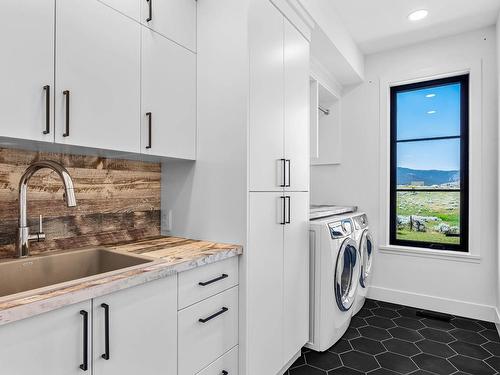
[{"left": 397, "top": 167, "right": 460, "bottom": 186}]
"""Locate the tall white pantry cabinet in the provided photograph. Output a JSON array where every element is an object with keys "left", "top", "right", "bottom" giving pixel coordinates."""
[{"left": 247, "top": 1, "right": 310, "bottom": 374}]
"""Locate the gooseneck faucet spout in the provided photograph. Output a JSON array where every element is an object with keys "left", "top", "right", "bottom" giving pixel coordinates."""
[{"left": 17, "top": 160, "right": 77, "bottom": 258}]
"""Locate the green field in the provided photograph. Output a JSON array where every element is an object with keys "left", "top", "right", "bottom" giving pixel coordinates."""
[{"left": 396, "top": 190, "right": 460, "bottom": 245}]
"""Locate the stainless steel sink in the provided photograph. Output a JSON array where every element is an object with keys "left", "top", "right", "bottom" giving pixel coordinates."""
[{"left": 0, "top": 248, "right": 153, "bottom": 298}]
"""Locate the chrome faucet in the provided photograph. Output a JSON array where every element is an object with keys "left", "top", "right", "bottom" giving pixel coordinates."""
[{"left": 17, "top": 160, "right": 77, "bottom": 258}]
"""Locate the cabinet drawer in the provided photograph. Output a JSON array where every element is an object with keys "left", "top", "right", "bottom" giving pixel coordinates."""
[
  {"left": 178, "top": 257, "right": 238, "bottom": 309},
  {"left": 197, "top": 346, "right": 238, "bottom": 375},
  {"left": 178, "top": 286, "right": 238, "bottom": 375}
]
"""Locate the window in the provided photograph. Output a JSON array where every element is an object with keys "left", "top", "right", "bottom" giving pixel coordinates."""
[{"left": 390, "top": 75, "right": 469, "bottom": 251}]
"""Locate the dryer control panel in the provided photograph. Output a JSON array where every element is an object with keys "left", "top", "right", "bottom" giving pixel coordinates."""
[
  {"left": 353, "top": 214, "right": 368, "bottom": 230},
  {"left": 328, "top": 219, "right": 354, "bottom": 239}
]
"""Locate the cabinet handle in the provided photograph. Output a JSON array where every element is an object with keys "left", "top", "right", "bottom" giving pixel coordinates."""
[
  {"left": 285, "top": 196, "right": 291, "bottom": 224},
  {"left": 198, "top": 274, "right": 228, "bottom": 286},
  {"left": 279, "top": 159, "right": 286, "bottom": 187},
  {"left": 198, "top": 307, "right": 229, "bottom": 323},
  {"left": 63, "top": 90, "right": 70, "bottom": 137},
  {"left": 146, "top": 0, "right": 152, "bottom": 22},
  {"left": 280, "top": 196, "right": 286, "bottom": 225},
  {"left": 146, "top": 112, "right": 152, "bottom": 149},
  {"left": 101, "top": 303, "right": 110, "bottom": 360},
  {"left": 222, "top": 371, "right": 229, "bottom": 375},
  {"left": 43, "top": 85, "right": 50, "bottom": 134},
  {"left": 79, "top": 310, "right": 89, "bottom": 371},
  {"left": 285, "top": 159, "right": 291, "bottom": 187}
]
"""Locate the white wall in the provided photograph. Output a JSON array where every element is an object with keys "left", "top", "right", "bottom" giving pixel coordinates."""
[
  {"left": 497, "top": 17, "right": 500, "bottom": 324},
  {"left": 312, "top": 27, "right": 498, "bottom": 321}
]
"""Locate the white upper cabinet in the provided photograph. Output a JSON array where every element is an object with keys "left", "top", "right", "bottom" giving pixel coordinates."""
[
  {"left": 55, "top": 0, "right": 141, "bottom": 153},
  {"left": 141, "top": 28, "right": 196, "bottom": 159},
  {"left": 0, "top": 300, "right": 92, "bottom": 375},
  {"left": 141, "top": 0, "right": 197, "bottom": 52},
  {"left": 98, "top": 0, "right": 141, "bottom": 21},
  {"left": 0, "top": 0, "right": 55, "bottom": 142},
  {"left": 249, "top": 0, "right": 284, "bottom": 192},
  {"left": 93, "top": 277, "right": 178, "bottom": 375},
  {"left": 284, "top": 20, "right": 310, "bottom": 192}
]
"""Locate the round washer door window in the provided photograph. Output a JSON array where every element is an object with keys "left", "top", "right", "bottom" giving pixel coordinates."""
[
  {"left": 360, "top": 230, "right": 373, "bottom": 288},
  {"left": 334, "top": 238, "right": 360, "bottom": 311}
]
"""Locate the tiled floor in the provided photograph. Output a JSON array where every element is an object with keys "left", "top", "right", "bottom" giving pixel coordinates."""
[{"left": 285, "top": 299, "right": 500, "bottom": 375}]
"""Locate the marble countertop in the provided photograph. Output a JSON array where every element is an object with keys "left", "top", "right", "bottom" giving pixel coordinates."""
[{"left": 0, "top": 236, "right": 243, "bottom": 326}]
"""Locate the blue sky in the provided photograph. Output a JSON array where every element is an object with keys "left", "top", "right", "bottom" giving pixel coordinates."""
[{"left": 396, "top": 83, "right": 461, "bottom": 171}]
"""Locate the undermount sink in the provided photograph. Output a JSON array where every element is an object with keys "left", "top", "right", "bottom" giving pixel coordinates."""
[{"left": 0, "top": 249, "right": 154, "bottom": 298}]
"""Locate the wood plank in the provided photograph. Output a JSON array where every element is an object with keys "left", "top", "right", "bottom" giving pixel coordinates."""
[{"left": 0, "top": 147, "right": 161, "bottom": 259}]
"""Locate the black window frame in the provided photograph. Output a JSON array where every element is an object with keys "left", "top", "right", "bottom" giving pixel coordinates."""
[{"left": 389, "top": 74, "right": 469, "bottom": 252}]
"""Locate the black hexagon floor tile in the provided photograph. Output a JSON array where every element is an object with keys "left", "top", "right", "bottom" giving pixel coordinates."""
[
  {"left": 449, "top": 355, "right": 496, "bottom": 375},
  {"left": 416, "top": 339, "right": 456, "bottom": 358},
  {"left": 350, "top": 337, "right": 386, "bottom": 355},
  {"left": 383, "top": 338, "right": 421, "bottom": 356},
  {"left": 285, "top": 299, "right": 500, "bottom": 375},
  {"left": 305, "top": 351, "right": 341, "bottom": 371},
  {"left": 376, "top": 352, "right": 417, "bottom": 374}
]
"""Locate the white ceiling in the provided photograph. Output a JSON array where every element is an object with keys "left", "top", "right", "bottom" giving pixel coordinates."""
[{"left": 330, "top": 0, "right": 500, "bottom": 54}]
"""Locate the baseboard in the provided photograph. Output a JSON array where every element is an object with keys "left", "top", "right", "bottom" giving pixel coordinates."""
[
  {"left": 368, "top": 285, "right": 497, "bottom": 322},
  {"left": 495, "top": 308, "right": 500, "bottom": 337},
  {"left": 279, "top": 350, "right": 301, "bottom": 375}
]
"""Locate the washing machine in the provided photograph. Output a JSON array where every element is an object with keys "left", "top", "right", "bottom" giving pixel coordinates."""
[
  {"left": 306, "top": 213, "right": 361, "bottom": 352},
  {"left": 352, "top": 213, "right": 373, "bottom": 316}
]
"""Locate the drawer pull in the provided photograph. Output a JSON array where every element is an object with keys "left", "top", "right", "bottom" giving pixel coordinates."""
[
  {"left": 79, "top": 310, "right": 89, "bottom": 371},
  {"left": 198, "top": 273, "right": 228, "bottom": 286},
  {"left": 222, "top": 371, "right": 229, "bottom": 375},
  {"left": 101, "top": 303, "right": 110, "bottom": 360},
  {"left": 198, "top": 307, "right": 228, "bottom": 323}
]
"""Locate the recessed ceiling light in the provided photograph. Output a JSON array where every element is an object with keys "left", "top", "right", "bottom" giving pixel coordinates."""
[
  {"left": 427, "top": 110, "right": 436, "bottom": 114},
  {"left": 426, "top": 94, "right": 436, "bottom": 98},
  {"left": 408, "top": 9, "right": 428, "bottom": 21}
]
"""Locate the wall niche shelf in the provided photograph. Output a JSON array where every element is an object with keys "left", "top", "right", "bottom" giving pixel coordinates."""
[{"left": 310, "top": 77, "right": 341, "bottom": 165}]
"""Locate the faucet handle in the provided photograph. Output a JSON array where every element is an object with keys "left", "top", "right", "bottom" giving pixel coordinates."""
[{"left": 38, "top": 214, "right": 43, "bottom": 233}]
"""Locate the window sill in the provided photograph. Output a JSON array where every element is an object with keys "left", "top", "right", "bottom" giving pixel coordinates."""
[{"left": 379, "top": 245, "right": 481, "bottom": 263}]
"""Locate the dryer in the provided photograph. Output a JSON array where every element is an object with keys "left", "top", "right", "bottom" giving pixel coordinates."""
[
  {"left": 352, "top": 213, "right": 373, "bottom": 316},
  {"left": 307, "top": 214, "right": 361, "bottom": 352}
]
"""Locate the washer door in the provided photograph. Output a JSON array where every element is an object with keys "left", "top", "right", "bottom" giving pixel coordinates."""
[
  {"left": 360, "top": 230, "right": 373, "bottom": 288},
  {"left": 334, "top": 238, "right": 360, "bottom": 311}
]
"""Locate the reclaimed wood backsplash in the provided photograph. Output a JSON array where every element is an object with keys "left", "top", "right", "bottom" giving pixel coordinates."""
[{"left": 0, "top": 148, "right": 161, "bottom": 259}]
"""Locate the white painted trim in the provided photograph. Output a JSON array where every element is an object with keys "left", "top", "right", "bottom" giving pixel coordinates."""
[
  {"left": 378, "top": 59, "right": 484, "bottom": 258},
  {"left": 368, "top": 285, "right": 497, "bottom": 322},
  {"left": 496, "top": 308, "right": 500, "bottom": 337},
  {"left": 279, "top": 350, "right": 301, "bottom": 375},
  {"left": 379, "top": 245, "right": 481, "bottom": 264},
  {"left": 270, "top": 0, "right": 314, "bottom": 41}
]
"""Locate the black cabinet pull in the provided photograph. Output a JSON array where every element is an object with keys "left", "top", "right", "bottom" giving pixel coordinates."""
[
  {"left": 101, "top": 303, "right": 110, "bottom": 360},
  {"left": 198, "top": 307, "right": 229, "bottom": 323},
  {"left": 285, "top": 196, "right": 291, "bottom": 224},
  {"left": 79, "top": 310, "right": 89, "bottom": 371},
  {"left": 146, "top": 112, "right": 152, "bottom": 149},
  {"left": 222, "top": 371, "right": 229, "bottom": 375},
  {"left": 285, "top": 159, "right": 291, "bottom": 187},
  {"left": 198, "top": 274, "right": 228, "bottom": 286},
  {"left": 63, "top": 90, "right": 70, "bottom": 137},
  {"left": 279, "top": 159, "right": 286, "bottom": 187},
  {"left": 146, "top": 0, "right": 152, "bottom": 22},
  {"left": 280, "top": 196, "right": 286, "bottom": 225},
  {"left": 43, "top": 85, "right": 50, "bottom": 135}
]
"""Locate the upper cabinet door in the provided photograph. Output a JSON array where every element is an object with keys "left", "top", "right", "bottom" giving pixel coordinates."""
[
  {"left": 249, "top": 0, "right": 284, "bottom": 192},
  {"left": 0, "top": 300, "right": 91, "bottom": 375},
  {"left": 141, "top": 0, "right": 196, "bottom": 52},
  {"left": 98, "top": 0, "right": 141, "bottom": 21},
  {"left": 284, "top": 20, "right": 310, "bottom": 192},
  {"left": 55, "top": 0, "right": 141, "bottom": 153},
  {"left": 141, "top": 28, "right": 196, "bottom": 159},
  {"left": 93, "top": 277, "right": 178, "bottom": 375},
  {"left": 0, "top": 0, "right": 54, "bottom": 142}
]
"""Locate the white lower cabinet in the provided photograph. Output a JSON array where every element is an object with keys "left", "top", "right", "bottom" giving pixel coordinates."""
[
  {"left": 93, "top": 276, "right": 178, "bottom": 375},
  {"left": 197, "top": 346, "right": 239, "bottom": 375},
  {"left": 0, "top": 300, "right": 91, "bottom": 375},
  {"left": 178, "top": 286, "right": 239, "bottom": 375}
]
